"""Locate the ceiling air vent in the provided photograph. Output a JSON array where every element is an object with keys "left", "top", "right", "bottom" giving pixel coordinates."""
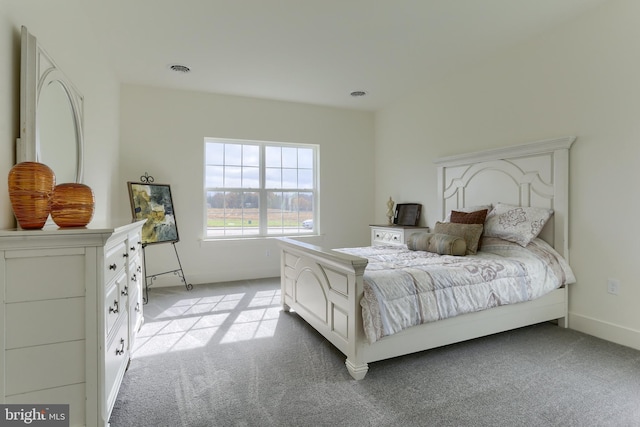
[{"left": 169, "top": 64, "right": 191, "bottom": 73}]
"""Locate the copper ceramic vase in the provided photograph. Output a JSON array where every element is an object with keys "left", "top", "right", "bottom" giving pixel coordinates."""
[
  {"left": 51, "top": 183, "right": 95, "bottom": 227},
  {"left": 8, "top": 162, "right": 56, "bottom": 229}
]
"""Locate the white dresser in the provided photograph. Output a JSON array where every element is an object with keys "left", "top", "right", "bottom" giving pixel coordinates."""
[
  {"left": 0, "top": 221, "right": 145, "bottom": 427},
  {"left": 370, "top": 224, "right": 430, "bottom": 246}
]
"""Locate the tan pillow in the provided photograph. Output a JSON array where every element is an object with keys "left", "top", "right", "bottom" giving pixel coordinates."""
[
  {"left": 406, "top": 232, "right": 467, "bottom": 256},
  {"left": 433, "top": 222, "right": 484, "bottom": 255},
  {"left": 450, "top": 209, "right": 489, "bottom": 250}
]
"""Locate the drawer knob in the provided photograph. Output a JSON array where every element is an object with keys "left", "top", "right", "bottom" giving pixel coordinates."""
[
  {"left": 109, "top": 300, "right": 119, "bottom": 314},
  {"left": 130, "top": 246, "right": 135, "bottom": 252},
  {"left": 131, "top": 274, "right": 137, "bottom": 282},
  {"left": 109, "top": 263, "right": 117, "bottom": 270},
  {"left": 135, "top": 302, "right": 140, "bottom": 313},
  {"left": 121, "top": 286, "right": 128, "bottom": 296},
  {"left": 115, "top": 338, "right": 125, "bottom": 356},
  {"left": 122, "top": 252, "right": 129, "bottom": 258}
]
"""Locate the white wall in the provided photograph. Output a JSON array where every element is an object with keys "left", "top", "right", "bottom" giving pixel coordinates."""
[
  {"left": 3, "top": 0, "right": 636, "bottom": 350},
  {"left": 375, "top": 0, "right": 640, "bottom": 350},
  {"left": 118, "top": 85, "right": 375, "bottom": 285},
  {"left": 0, "top": 0, "right": 120, "bottom": 228}
]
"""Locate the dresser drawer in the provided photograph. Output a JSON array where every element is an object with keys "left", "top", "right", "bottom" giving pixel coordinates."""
[
  {"left": 129, "top": 286, "right": 143, "bottom": 349},
  {"left": 106, "top": 273, "right": 125, "bottom": 337},
  {"left": 119, "top": 269, "right": 130, "bottom": 299},
  {"left": 5, "top": 341, "right": 85, "bottom": 396},
  {"left": 129, "top": 258, "right": 142, "bottom": 291},
  {"left": 105, "top": 241, "right": 127, "bottom": 284},
  {"left": 5, "top": 248, "right": 85, "bottom": 302},
  {"left": 127, "top": 231, "right": 143, "bottom": 259},
  {"left": 104, "top": 313, "right": 129, "bottom": 417},
  {"left": 5, "top": 298, "right": 85, "bottom": 349}
]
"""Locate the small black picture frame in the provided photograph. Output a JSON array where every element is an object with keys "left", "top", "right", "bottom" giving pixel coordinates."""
[
  {"left": 128, "top": 182, "right": 179, "bottom": 245},
  {"left": 394, "top": 203, "right": 422, "bottom": 226}
]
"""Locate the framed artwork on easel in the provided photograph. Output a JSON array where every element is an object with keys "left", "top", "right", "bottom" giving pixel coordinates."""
[{"left": 127, "top": 182, "right": 179, "bottom": 245}]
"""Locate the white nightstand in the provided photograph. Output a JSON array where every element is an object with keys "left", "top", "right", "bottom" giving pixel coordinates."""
[{"left": 370, "top": 224, "right": 430, "bottom": 246}]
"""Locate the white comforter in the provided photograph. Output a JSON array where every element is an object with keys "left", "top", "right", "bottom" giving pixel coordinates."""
[{"left": 337, "top": 237, "right": 575, "bottom": 344}]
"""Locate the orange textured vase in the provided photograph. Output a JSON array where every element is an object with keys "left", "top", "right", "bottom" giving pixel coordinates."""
[
  {"left": 51, "top": 183, "right": 95, "bottom": 227},
  {"left": 8, "top": 162, "right": 56, "bottom": 229}
]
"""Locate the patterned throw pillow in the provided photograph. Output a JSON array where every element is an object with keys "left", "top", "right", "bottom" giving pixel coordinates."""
[
  {"left": 406, "top": 232, "right": 467, "bottom": 256},
  {"left": 433, "top": 222, "right": 484, "bottom": 255},
  {"left": 483, "top": 203, "right": 553, "bottom": 247}
]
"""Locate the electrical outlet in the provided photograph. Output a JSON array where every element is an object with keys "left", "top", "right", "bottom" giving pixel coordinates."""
[
  {"left": 607, "top": 278, "right": 620, "bottom": 295},
  {"left": 265, "top": 249, "right": 271, "bottom": 257}
]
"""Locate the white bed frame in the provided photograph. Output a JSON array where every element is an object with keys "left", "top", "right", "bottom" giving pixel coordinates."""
[{"left": 279, "top": 136, "right": 576, "bottom": 380}]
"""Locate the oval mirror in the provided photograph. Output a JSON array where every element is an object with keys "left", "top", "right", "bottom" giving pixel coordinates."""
[
  {"left": 19, "top": 26, "right": 84, "bottom": 184},
  {"left": 37, "top": 80, "right": 79, "bottom": 183}
]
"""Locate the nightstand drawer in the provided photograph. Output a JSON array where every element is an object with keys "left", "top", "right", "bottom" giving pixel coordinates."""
[
  {"left": 370, "top": 225, "right": 429, "bottom": 246},
  {"left": 372, "top": 228, "right": 404, "bottom": 245}
]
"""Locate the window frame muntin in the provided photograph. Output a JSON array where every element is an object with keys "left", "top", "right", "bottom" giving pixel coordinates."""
[{"left": 204, "top": 137, "right": 318, "bottom": 239}]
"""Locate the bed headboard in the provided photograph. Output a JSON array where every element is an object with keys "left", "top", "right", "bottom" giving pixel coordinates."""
[{"left": 434, "top": 136, "right": 575, "bottom": 260}]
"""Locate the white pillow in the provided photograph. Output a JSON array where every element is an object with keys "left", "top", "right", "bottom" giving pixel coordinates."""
[{"left": 483, "top": 203, "right": 553, "bottom": 247}]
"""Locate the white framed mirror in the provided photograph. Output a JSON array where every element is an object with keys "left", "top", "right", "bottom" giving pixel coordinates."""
[{"left": 18, "top": 26, "right": 84, "bottom": 184}]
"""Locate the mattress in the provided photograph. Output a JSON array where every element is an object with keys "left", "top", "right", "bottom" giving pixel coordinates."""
[{"left": 337, "top": 237, "right": 575, "bottom": 343}]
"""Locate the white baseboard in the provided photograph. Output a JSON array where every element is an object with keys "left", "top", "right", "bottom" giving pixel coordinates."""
[
  {"left": 145, "top": 271, "right": 280, "bottom": 288},
  {"left": 569, "top": 313, "right": 640, "bottom": 351}
]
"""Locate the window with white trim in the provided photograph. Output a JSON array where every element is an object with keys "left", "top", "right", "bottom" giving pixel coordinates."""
[{"left": 204, "top": 138, "right": 317, "bottom": 238}]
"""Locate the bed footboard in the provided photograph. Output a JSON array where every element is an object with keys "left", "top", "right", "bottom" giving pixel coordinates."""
[{"left": 279, "top": 238, "right": 369, "bottom": 378}]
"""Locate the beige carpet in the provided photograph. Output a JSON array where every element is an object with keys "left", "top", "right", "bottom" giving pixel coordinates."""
[{"left": 110, "top": 278, "right": 640, "bottom": 427}]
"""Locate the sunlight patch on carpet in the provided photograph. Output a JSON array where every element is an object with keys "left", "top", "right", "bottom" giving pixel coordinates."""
[{"left": 132, "top": 289, "right": 281, "bottom": 357}]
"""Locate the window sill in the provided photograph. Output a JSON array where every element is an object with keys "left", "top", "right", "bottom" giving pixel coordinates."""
[{"left": 199, "top": 234, "right": 323, "bottom": 247}]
